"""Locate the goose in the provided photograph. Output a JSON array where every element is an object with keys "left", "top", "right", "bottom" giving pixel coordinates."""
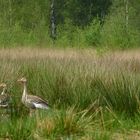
[
  {"left": 17, "top": 77, "right": 49, "bottom": 115},
  {"left": 0, "top": 83, "right": 10, "bottom": 108}
]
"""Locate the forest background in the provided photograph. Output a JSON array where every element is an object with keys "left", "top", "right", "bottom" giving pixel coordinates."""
[{"left": 0, "top": 0, "right": 139, "bottom": 48}]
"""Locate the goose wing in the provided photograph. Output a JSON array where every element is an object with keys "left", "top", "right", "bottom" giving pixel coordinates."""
[
  {"left": 27, "top": 95, "right": 49, "bottom": 109},
  {"left": 0, "top": 94, "right": 9, "bottom": 104}
]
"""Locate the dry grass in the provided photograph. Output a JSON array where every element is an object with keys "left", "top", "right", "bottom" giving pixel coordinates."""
[
  {"left": 1, "top": 48, "right": 140, "bottom": 70},
  {"left": 0, "top": 47, "right": 140, "bottom": 81},
  {"left": 1, "top": 47, "right": 140, "bottom": 58}
]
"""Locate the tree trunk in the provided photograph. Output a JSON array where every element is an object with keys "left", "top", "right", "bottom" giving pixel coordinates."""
[
  {"left": 124, "top": 0, "right": 129, "bottom": 29},
  {"left": 50, "top": 0, "right": 56, "bottom": 40}
]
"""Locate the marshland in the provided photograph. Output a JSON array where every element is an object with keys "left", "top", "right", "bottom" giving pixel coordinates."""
[
  {"left": 0, "top": 48, "right": 140, "bottom": 139},
  {"left": 0, "top": 0, "right": 140, "bottom": 139}
]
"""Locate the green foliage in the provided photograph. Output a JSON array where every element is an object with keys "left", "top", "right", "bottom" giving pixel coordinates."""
[
  {"left": 0, "top": 23, "right": 53, "bottom": 47},
  {"left": 0, "top": 0, "right": 139, "bottom": 48},
  {"left": 100, "top": 12, "right": 140, "bottom": 48},
  {"left": 85, "top": 19, "right": 101, "bottom": 46}
]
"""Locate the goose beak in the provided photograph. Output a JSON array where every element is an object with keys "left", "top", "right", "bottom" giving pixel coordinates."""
[{"left": 17, "top": 79, "right": 22, "bottom": 83}]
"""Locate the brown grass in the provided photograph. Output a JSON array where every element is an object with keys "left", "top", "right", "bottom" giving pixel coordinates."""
[{"left": 1, "top": 47, "right": 140, "bottom": 82}]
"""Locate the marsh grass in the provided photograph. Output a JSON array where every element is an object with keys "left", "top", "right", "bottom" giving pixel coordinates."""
[
  {"left": 1, "top": 48, "right": 140, "bottom": 139},
  {"left": 36, "top": 107, "right": 94, "bottom": 139}
]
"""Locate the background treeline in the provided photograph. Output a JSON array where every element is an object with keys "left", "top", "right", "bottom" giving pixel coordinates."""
[{"left": 0, "top": 0, "right": 139, "bottom": 48}]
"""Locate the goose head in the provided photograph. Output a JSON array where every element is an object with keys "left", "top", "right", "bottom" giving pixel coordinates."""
[
  {"left": 0, "top": 83, "right": 7, "bottom": 94},
  {"left": 17, "top": 77, "right": 27, "bottom": 84},
  {"left": 0, "top": 83, "right": 7, "bottom": 88}
]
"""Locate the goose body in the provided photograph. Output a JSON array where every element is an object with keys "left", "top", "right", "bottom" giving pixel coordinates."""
[
  {"left": 0, "top": 83, "right": 9, "bottom": 107},
  {"left": 0, "top": 94, "right": 9, "bottom": 107},
  {"left": 18, "top": 77, "right": 49, "bottom": 111},
  {"left": 22, "top": 95, "right": 49, "bottom": 110}
]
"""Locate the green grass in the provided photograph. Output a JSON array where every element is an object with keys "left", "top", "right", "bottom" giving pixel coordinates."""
[{"left": 0, "top": 48, "right": 140, "bottom": 139}]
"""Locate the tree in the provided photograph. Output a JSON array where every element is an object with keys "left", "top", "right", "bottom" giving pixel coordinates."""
[{"left": 50, "top": 0, "right": 56, "bottom": 39}]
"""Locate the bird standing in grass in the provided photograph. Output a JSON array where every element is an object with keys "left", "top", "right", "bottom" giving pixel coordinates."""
[
  {"left": 0, "top": 83, "right": 10, "bottom": 108},
  {"left": 17, "top": 77, "right": 49, "bottom": 115}
]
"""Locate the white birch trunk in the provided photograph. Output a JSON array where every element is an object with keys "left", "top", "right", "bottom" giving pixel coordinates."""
[{"left": 50, "top": 0, "right": 56, "bottom": 40}]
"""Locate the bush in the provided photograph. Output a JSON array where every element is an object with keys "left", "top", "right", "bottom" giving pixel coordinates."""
[{"left": 84, "top": 19, "right": 101, "bottom": 46}]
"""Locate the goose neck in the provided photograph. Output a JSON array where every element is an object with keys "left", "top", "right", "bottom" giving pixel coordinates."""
[
  {"left": 1, "top": 87, "right": 6, "bottom": 95},
  {"left": 23, "top": 82, "right": 28, "bottom": 98}
]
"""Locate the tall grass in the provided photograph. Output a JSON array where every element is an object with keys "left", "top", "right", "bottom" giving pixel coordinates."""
[{"left": 1, "top": 48, "right": 140, "bottom": 139}]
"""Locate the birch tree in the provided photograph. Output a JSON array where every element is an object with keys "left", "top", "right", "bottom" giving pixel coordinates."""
[{"left": 50, "top": 0, "right": 56, "bottom": 40}]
